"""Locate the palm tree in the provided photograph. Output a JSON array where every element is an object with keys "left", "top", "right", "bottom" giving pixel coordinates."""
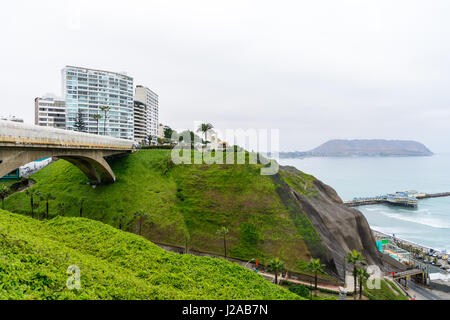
[
  {"left": 43, "top": 193, "right": 56, "bottom": 219},
  {"left": 216, "top": 226, "right": 229, "bottom": 259},
  {"left": 93, "top": 113, "right": 102, "bottom": 134},
  {"left": 346, "top": 249, "right": 366, "bottom": 300},
  {"left": 25, "top": 189, "right": 40, "bottom": 218},
  {"left": 77, "top": 198, "right": 86, "bottom": 217},
  {"left": 37, "top": 193, "right": 44, "bottom": 220},
  {"left": 115, "top": 214, "right": 126, "bottom": 230},
  {"left": 185, "top": 236, "right": 189, "bottom": 254},
  {"left": 56, "top": 203, "right": 65, "bottom": 217},
  {"left": 356, "top": 267, "right": 370, "bottom": 300},
  {"left": 307, "top": 258, "right": 325, "bottom": 294},
  {"left": 147, "top": 134, "right": 154, "bottom": 146},
  {"left": 134, "top": 211, "right": 150, "bottom": 235},
  {"left": 197, "top": 123, "right": 214, "bottom": 147},
  {"left": 267, "top": 258, "right": 286, "bottom": 285},
  {"left": 0, "top": 184, "right": 10, "bottom": 210},
  {"left": 100, "top": 106, "right": 111, "bottom": 136}
]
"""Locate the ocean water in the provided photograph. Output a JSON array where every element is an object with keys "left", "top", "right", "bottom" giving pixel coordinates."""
[{"left": 278, "top": 154, "right": 450, "bottom": 252}]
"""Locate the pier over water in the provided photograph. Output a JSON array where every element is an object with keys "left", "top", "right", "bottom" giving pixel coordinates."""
[{"left": 344, "top": 190, "right": 450, "bottom": 208}]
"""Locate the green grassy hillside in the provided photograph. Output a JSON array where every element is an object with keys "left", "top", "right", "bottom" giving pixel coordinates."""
[
  {"left": 0, "top": 210, "right": 300, "bottom": 300},
  {"left": 5, "top": 150, "right": 321, "bottom": 273}
]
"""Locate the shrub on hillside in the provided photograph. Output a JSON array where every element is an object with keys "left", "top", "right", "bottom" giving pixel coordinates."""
[{"left": 282, "top": 282, "right": 310, "bottom": 298}]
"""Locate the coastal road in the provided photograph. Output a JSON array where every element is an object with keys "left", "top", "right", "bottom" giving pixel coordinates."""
[{"left": 407, "top": 281, "right": 442, "bottom": 300}]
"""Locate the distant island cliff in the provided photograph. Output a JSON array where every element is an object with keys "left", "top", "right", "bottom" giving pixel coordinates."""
[{"left": 280, "top": 139, "right": 433, "bottom": 158}]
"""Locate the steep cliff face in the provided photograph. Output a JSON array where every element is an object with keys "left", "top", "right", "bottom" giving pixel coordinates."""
[{"left": 277, "top": 166, "right": 383, "bottom": 280}]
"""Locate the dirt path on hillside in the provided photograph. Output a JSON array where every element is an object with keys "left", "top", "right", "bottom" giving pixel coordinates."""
[{"left": 4, "top": 179, "right": 35, "bottom": 198}]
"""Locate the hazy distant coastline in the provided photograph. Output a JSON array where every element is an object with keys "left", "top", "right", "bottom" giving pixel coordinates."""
[{"left": 279, "top": 139, "right": 433, "bottom": 158}]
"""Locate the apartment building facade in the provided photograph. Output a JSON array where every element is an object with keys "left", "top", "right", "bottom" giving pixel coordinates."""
[
  {"left": 61, "top": 66, "right": 135, "bottom": 140},
  {"left": 34, "top": 94, "right": 66, "bottom": 129},
  {"left": 133, "top": 100, "right": 147, "bottom": 143},
  {"left": 134, "top": 85, "right": 159, "bottom": 144}
]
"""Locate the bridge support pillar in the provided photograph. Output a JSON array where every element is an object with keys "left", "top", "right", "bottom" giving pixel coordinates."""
[
  {"left": 58, "top": 156, "right": 102, "bottom": 183},
  {"left": 58, "top": 155, "right": 116, "bottom": 184}
]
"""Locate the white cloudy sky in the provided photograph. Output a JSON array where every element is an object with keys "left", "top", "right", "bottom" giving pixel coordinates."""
[{"left": 1, "top": 0, "right": 450, "bottom": 152}]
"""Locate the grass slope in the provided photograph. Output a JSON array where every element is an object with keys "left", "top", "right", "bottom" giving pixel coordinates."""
[
  {"left": 0, "top": 210, "right": 300, "bottom": 300},
  {"left": 5, "top": 150, "right": 319, "bottom": 272},
  {"left": 364, "top": 279, "right": 408, "bottom": 300}
]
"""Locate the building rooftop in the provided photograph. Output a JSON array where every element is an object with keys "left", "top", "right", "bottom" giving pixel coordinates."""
[{"left": 63, "top": 65, "right": 133, "bottom": 80}]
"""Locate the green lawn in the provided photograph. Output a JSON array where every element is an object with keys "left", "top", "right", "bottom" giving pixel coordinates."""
[
  {"left": 364, "top": 279, "right": 409, "bottom": 300},
  {"left": 0, "top": 210, "right": 301, "bottom": 300}
]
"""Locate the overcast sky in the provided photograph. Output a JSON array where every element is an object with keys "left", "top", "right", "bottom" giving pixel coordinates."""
[{"left": 1, "top": 0, "right": 450, "bottom": 152}]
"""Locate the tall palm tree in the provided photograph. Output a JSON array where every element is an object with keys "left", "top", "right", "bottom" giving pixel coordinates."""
[
  {"left": 197, "top": 123, "right": 214, "bottom": 147},
  {"left": 307, "top": 258, "right": 325, "bottom": 293},
  {"left": 37, "top": 193, "right": 45, "bottom": 220},
  {"left": 147, "top": 134, "right": 154, "bottom": 146},
  {"left": 93, "top": 113, "right": 102, "bottom": 134},
  {"left": 185, "top": 236, "right": 189, "bottom": 254},
  {"left": 77, "top": 198, "right": 86, "bottom": 217},
  {"left": 356, "top": 267, "right": 370, "bottom": 300},
  {"left": 43, "top": 193, "right": 56, "bottom": 219},
  {"left": 100, "top": 106, "right": 111, "bottom": 136},
  {"left": 117, "top": 214, "right": 126, "bottom": 230},
  {"left": 134, "top": 211, "right": 150, "bottom": 235},
  {"left": 267, "top": 258, "right": 286, "bottom": 285},
  {"left": 0, "top": 184, "right": 10, "bottom": 210},
  {"left": 25, "top": 189, "right": 40, "bottom": 218},
  {"left": 216, "top": 226, "right": 229, "bottom": 259},
  {"left": 346, "top": 249, "right": 366, "bottom": 300},
  {"left": 56, "top": 203, "right": 65, "bottom": 217}
]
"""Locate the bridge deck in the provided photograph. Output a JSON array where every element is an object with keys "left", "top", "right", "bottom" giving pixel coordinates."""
[
  {"left": 0, "top": 120, "right": 133, "bottom": 151},
  {"left": 393, "top": 269, "right": 424, "bottom": 279},
  {"left": 0, "top": 120, "right": 134, "bottom": 183}
]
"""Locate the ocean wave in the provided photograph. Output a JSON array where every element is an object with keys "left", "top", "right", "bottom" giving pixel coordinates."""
[
  {"left": 381, "top": 211, "right": 450, "bottom": 229},
  {"left": 363, "top": 207, "right": 379, "bottom": 212}
]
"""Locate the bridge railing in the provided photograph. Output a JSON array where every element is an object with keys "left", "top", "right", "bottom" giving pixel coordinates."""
[{"left": 0, "top": 120, "right": 133, "bottom": 150}]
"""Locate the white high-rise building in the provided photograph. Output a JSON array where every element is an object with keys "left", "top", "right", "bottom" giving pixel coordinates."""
[
  {"left": 134, "top": 85, "right": 159, "bottom": 144},
  {"left": 133, "top": 100, "right": 147, "bottom": 144},
  {"left": 34, "top": 94, "right": 66, "bottom": 129},
  {"left": 61, "top": 66, "right": 135, "bottom": 140}
]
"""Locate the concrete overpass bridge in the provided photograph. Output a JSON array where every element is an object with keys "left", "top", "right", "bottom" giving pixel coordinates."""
[{"left": 0, "top": 120, "right": 134, "bottom": 184}]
